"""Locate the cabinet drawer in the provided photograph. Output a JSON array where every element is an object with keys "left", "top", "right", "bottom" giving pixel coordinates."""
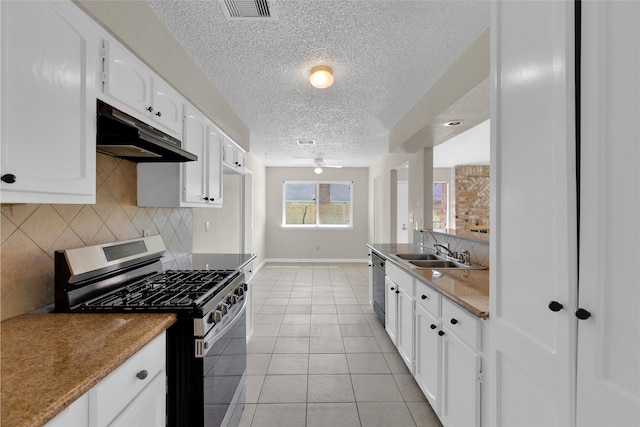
[
  {"left": 90, "top": 332, "right": 166, "bottom": 427},
  {"left": 441, "top": 298, "right": 481, "bottom": 351},
  {"left": 386, "top": 262, "right": 414, "bottom": 296},
  {"left": 415, "top": 280, "right": 440, "bottom": 317}
]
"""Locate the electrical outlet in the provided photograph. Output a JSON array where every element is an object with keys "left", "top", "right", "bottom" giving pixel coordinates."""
[{"left": 142, "top": 229, "right": 151, "bottom": 237}]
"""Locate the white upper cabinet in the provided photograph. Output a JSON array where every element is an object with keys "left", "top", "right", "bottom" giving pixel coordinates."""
[
  {"left": 222, "top": 137, "right": 246, "bottom": 174},
  {"left": 182, "top": 105, "right": 223, "bottom": 206},
  {"left": 137, "top": 105, "right": 223, "bottom": 208},
  {"left": 1, "top": 1, "right": 98, "bottom": 204},
  {"left": 101, "top": 39, "right": 183, "bottom": 138}
]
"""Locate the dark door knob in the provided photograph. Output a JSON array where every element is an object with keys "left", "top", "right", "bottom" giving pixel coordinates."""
[
  {"left": 1, "top": 174, "right": 16, "bottom": 184},
  {"left": 146, "top": 106, "right": 153, "bottom": 112},
  {"left": 421, "top": 295, "right": 427, "bottom": 300},
  {"left": 430, "top": 324, "right": 437, "bottom": 330},
  {"left": 450, "top": 318, "right": 458, "bottom": 325},
  {"left": 438, "top": 330, "right": 445, "bottom": 336},
  {"left": 395, "top": 290, "right": 400, "bottom": 294},
  {"left": 390, "top": 287, "right": 395, "bottom": 291},
  {"left": 155, "top": 111, "right": 162, "bottom": 117},
  {"left": 548, "top": 301, "right": 564, "bottom": 312},
  {"left": 136, "top": 370, "right": 148, "bottom": 380},
  {"left": 576, "top": 308, "right": 592, "bottom": 320}
]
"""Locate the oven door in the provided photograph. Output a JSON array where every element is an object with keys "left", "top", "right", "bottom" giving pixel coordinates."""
[{"left": 201, "top": 301, "right": 247, "bottom": 427}]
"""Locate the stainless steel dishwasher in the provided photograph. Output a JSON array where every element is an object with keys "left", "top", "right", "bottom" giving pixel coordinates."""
[{"left": 371, "top": 252, "right": 386, "bottom": 326}]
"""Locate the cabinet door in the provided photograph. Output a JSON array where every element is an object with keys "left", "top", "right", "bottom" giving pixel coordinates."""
[
  {"left": 577, "top": 2, "right": 640, "bottom": 425},
  {"left": 1, "top": 1, "right": 97, "bottom": 204},
  {"left": 109, "top": 371, "right": 166, "bottom": 427},
  {"left": 488, "top": 2, "right": 576, "bottom": 426},
  {"left": 440, "top": 331, "right": 481, "bottom": 427},
  {"left": 396, "top": 285, "right": 414, "bottom": 372},
  {"left": 222, "top": 139, "right": 236, "bottom": 167},
  {"left": 102, "top": 39, "right": 151, "bottom": 119},
  {"left": 45, "top": 394, "right": 89, "bottom": 427},
  {"left": 182, "top": 106, "right": 208, "bottom": 204},
  {"left": 385, "top": 277, "right": 398, "bottom": 344},
  {"left": 150, "top": 77, "right": 183, "bottom": 138},
  {"left": 415, "top": 304, "right": 440, "bottom": 411},
  {"left": 205, "top": 125, "right": 223, "bottom": 205},
  {"left": 236, "top": 149, "right": 246, "bottom": 170}
]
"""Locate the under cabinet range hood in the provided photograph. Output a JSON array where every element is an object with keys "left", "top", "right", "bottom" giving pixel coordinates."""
[{"left": 96, "top": 99, "right": 197, "bottom": 162}]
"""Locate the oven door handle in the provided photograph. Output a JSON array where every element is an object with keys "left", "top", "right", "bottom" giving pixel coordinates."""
[{"left": 196, "top": 300, "right": 246, "bottom": 358}]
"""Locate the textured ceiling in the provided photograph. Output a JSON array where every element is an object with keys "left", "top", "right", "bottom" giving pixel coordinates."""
[{"left": 147, "top": 0, "right": 490, "bottom": 167}]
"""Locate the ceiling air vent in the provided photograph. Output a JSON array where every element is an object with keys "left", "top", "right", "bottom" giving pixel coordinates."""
[
  {"left": 296, "top": 139, "right": 316, "bottom": 146},
  {"left": 221, "top": 0, "right": 276, "bottom": 20}
]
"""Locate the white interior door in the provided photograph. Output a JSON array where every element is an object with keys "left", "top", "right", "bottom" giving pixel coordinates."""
[
  {"left": 396, "top": 180, "right": 409, "bottom": 243},
  {"left": 577, "top": 2, "right": 640, "bottom": 426}
]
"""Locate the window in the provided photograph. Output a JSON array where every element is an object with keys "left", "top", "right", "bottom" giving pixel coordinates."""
[
  {"left": 283, "top": 181, "right": 353, "bottom": 228},
  {"left": 433, "top": 181, "right": 449, "bottom": 230}
]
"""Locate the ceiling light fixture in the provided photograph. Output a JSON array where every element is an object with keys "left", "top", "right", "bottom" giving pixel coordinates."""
[
  {"left": 309, "top": 66, "right": 334, "bottom": 89},
  {"left": 444, "top": 120, "right": 463, "bottom": 127},
  {"left": 314, "top": 167, "right": 323, "bottom": 174}
]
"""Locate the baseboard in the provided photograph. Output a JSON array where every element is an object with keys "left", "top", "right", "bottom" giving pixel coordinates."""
[{"left": 262, "top": 258, "right": 369, "bottom": 264}]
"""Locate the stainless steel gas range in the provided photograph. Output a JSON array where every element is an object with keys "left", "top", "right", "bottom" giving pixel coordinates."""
[{"left": 54, "top": 235, "right": 251, "bottom": 427}]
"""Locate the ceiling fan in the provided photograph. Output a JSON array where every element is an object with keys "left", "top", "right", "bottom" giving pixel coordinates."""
[{"left": 312, "top": 158, "right": 342, "bottom": 174}]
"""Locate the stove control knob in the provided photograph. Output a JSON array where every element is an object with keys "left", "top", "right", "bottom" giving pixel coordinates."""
[
  {"left": 235, "top": 286, "right": 244, "bottom": 297},
  {"left": 228, "top": 294, "right": 238, "bottom": 305},
  {"left": 218, "top": 303, "right": 229, "bottom": 315},
  {"left": 207, "top": 310, "right": 223, "bottom": 324}
]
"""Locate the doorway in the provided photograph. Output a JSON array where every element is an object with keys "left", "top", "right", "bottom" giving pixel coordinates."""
[{"left": 396, "top": 180, "right": 409, "bottom": 243}]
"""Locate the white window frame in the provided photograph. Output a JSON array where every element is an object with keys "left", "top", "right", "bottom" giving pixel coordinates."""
[
  {"left": 433, "top": 180, "right": 450, "bottom": 231},
  {"left": 282, "top": 181, "right": 354, "bottom": 229}
]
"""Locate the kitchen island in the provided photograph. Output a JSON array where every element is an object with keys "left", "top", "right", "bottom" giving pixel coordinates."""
[{"left": 1, "top": 313, "right": 176, "bottom": 427}]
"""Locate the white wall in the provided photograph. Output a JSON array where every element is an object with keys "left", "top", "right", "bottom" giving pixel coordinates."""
[
  {"left": 192, "top": 175, "right": 242, "bottom": 253},
  {"left": 265, "top": 167, "right": 369, "bottom": 261},
  {"left": 246, "top": 153, "right": 266, "bottom": 268}
]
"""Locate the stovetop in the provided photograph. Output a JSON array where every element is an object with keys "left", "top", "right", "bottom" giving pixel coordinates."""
[{"left": 81, "top": 269, "right": 237, "bottom": 310}]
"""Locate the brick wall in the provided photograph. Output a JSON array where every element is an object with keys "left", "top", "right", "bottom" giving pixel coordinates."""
[{"left": 453, "top": 165, "right": 490, "bottom": 231}]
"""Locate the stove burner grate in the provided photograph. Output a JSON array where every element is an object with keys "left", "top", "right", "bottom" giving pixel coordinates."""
[{"left": 83, "top": 269, "right": 237, "bottom": 309}]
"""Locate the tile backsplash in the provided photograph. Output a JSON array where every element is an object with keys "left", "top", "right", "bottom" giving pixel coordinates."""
[{"left": 0, "top": 154, "right": 193, "bottom": 321}]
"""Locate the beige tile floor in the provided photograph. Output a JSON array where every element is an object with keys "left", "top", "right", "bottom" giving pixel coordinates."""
[{"left": 239, "top": 263, "right": 443, "bottom": 427}]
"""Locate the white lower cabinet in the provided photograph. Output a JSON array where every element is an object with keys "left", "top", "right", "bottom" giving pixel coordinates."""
[
  {"left": 415, "top": 303, "right": 440, "bottom": 409},
  {"left": 108, "top": 372, "right": 166, "bottom": 427},
  {"left": 440, "top": 327, "right": 482, "bottom": 427},
  {"left": 385, "top": 262, "right": 484, "bottom": 427},
  {"left": 386, "top": 262, "right": 414, "bottom": 371},
  {"left": 385, "top": 276, "right": 398, "bottom": 344},
  {"left": 396, "top": 283, "right": 414, "bottom": 371},
  {"left": 45, "top": 332, "right": 166, "bottom": 427},
  {"left": 46, "top": 394, "right": 89, "bottom": 427}
]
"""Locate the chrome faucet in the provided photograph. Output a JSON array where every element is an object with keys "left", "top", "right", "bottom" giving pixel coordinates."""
[
  {"left": 434, "top": 243, "right": 457, "bottom": 259},
  {"left": 419, "top": 230, "right": 439, "bottom": 249},
  {"left": 459, "top": 249, "right": 471, "bottom": 265}
]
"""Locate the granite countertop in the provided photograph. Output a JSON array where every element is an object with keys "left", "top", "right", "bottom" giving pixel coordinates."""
[
  {"left": 368, "top": 243, "right": 489, "bottom": 319},
  {"left": 1, "top": 313, "right": 176, "bottom": 427}
]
